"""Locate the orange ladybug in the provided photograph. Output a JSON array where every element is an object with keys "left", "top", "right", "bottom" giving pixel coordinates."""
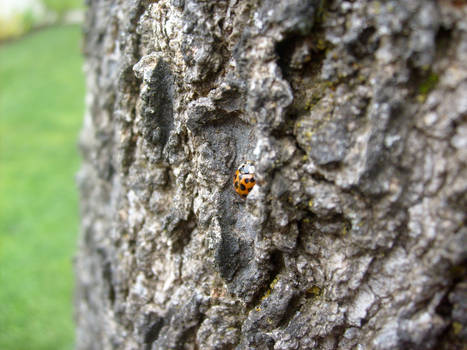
[{"left": 233, "top": 161, "right": 256, "bottom": 198}]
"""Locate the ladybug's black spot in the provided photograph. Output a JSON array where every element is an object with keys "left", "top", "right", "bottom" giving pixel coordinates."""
[
  {"left": 235, "top": 181, "right": 239, "bottom": 188},
  {"left": 248, "top": 187, "right": 252, "bottom": 192},
  {"left": 244, "top": 178, "right": 250, "bottom": 183},
  {"left": 240, "top": 184, "right": 246, "bottom": 191},
  {"left": 241, "top": 194, "right": 247, "bottom": 198},
  {"left": 251, "top": 178, "right": 256, "bottom": 183}
]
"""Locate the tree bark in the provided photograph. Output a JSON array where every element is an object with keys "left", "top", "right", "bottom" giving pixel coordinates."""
[{"left": 75, "top": 1, "right": 467, "bottom": 349}]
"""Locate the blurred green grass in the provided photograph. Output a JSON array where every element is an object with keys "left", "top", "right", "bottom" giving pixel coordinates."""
[{"left": 0, "top": 25, "right": 84, "bottom": 350}]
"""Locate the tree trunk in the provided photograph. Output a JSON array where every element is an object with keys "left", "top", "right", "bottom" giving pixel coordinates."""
[{"left": 75, "top": 1, "right": 466, "bottom": 349}]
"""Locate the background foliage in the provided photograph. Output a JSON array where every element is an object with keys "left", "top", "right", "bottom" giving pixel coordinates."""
[{"left": 0, "top": 0, "right": 84, "bottom": 40}]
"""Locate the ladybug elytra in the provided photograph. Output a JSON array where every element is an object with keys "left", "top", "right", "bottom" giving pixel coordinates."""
[{"left": 233, "top": 161, "right": 256, "bottom": 198}]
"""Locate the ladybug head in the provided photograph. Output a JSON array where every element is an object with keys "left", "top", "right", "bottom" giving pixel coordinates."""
[{"left": 239, "top": 161, "right": 255, "bottom": 175}]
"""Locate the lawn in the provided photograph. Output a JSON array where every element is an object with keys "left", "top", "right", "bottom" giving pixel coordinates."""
[{"left": 0, "top": 25, "right": 84, "bottom": 350}]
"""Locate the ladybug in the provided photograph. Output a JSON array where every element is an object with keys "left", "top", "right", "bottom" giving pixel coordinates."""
[{"left": 233, "top": 161, "right": 256, "bottom": 198}]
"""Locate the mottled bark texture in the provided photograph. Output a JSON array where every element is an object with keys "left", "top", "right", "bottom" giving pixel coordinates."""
[{"left": 75, "top": 0, "right": 467, "bottom": 349}]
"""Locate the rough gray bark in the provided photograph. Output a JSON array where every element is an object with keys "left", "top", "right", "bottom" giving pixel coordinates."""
[{"left": 75, "top": 1, "right": 467, "bottom": 349}]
